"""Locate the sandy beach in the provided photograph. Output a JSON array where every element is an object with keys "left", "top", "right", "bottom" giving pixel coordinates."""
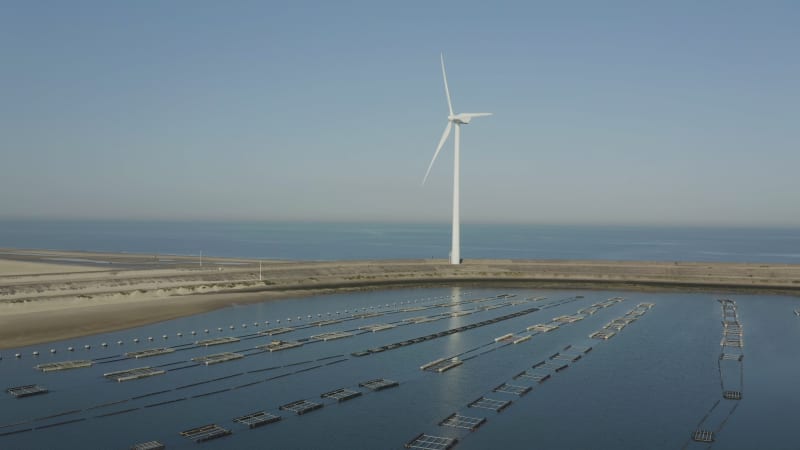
[{"left": 1, "top": 248, "right": 799, "bottom": 349}]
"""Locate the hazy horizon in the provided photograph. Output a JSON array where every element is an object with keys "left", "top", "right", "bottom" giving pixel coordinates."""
[
  {"left": 2, "top": 2, "right": 798, "bottom": 227},
  {"left": 1, "top": 216, "right": 798, "bottom": 230}
]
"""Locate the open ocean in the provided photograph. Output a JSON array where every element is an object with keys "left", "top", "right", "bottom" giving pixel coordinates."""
[
  {"left": 2, "top": 220, "right": 800, "bottom": 449},
  {"left": 1, "top": 220, "right": 799, "bottom": 263}
]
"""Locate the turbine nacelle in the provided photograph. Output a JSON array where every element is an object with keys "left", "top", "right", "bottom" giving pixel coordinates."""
[{"left": 449, "top": 112, "right": 493, "bottom": 124}]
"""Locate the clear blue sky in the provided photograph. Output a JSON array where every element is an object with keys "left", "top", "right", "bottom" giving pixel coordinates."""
[{"left": 1, "top": 1, "right": 798, "bottom": 226}]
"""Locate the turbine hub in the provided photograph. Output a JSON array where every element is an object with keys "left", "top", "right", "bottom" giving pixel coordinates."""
[{"left": 449, "top": 114, "right": 471, "bottom": 124}]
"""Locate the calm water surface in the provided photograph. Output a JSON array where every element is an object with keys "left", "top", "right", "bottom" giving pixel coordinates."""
[
  {"left": 1, "top": 220, "right": 799, "bottom": 263},
  {"left": 1, "top": 287, "right": 798, "bottom": 449}
]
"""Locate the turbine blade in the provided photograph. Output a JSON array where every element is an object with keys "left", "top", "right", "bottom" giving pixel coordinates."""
[
  {"left": 422, "top": 121, "right": 453, "bottom": 185},
  {"left": 462, "top": 113, "right": 493, "bottom": 118},
  {"left": 441, "top": 53, "right": 454, "bottom": 116}
]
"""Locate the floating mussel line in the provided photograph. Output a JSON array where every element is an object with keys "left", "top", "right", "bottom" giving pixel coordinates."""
[{"left": 5, "top": 294, "right": 456, "bottom": 359}]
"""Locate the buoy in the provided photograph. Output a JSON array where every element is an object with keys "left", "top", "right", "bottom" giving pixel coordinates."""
[
  {"left": 191, "top": 331, "right": 197, "bottom": 335},
  {"left": 254, "top": 322, "right": 259, "bottom": 326},
  {"left": 287, "top": 318, "right": 291, "bottom": 322},
  {"left": 68, "top": 346, "right": 74, "bottom": 351},
  {"left": 84, "top": 344, "right": 91, "bottom": 349},
  {"left": 117, "top": 341, "right": 123, "bottom": 345},
  {"left": 15, "top": 353, "right": 21, "bottom": 358},
  {"left": 242, "top": 324, "right": 247, "bottom": 328},
  {"left": 148, "top": 337, "right": 153, "bottom": 341},
  {"left": 162, "top": 335, "right": 168, "bottom": 339},
  {"left": 50, "top": 349, "right": 56, "bottom": 354},
  {"left": 229, "top": 325, "right": 234, "bottom": 330},
  {"left": 102, "top": 342, "right": 108, "bottom": 347},
  {"left": 204, "top": 329, "right": 209, "bottom": 333},
  {"left": 218, "top": 327, "right": 222, "bottom": 332},
  {"left": 133, "top": 339, "right": 139, "bottom": 343},
  {"left": 177, "top": 333, "right": 183, "bottom": 337},
  {"left": 32, "top": 351, "right": 39, "bottom": 356},
  {"left": 276, "top": 319, "right": 280, "bottom": 323}
]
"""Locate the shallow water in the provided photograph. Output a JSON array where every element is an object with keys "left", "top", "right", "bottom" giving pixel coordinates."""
[{"left": 1, "top": 287, "right": 798, "bottom": 449}]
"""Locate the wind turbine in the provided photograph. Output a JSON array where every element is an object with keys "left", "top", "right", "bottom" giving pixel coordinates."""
[{"left": 422, "top": 54, "right": 492, "bottom": 265}]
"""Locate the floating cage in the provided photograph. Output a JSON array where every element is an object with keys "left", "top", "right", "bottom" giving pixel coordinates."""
[
  {"left": 468, "top": 396, "right": 511, "bottom": 412},
  {"left": 279, "top": 399, "right": 323, "bottom": 415},
  {"left": 104, "top": 367, "right": 165, "bottom": 382},
  {"left": 691, "top": 429, "right": 714, "bottom": 442},
  {"left": 514, "top": 370, "right": 550, "bottom": 383},
  {"left": 7, "top": 384, "right": 48, "bottom": 398},
  {"left": 594, "top": 297, "right": 625, "bottom": 308},
  {"left": 404, "top": 316, "right": 439, "bottom": 324},
  {"left": 492, "top": 383, "right": 531, "bottom": 396},
  {"left": 720, "top": 336, "right": 744, "bottom": 348},
  {"left": 195, "top": 336, "right": 240, "bottom": 347},
  {"left": 494, "top": 333, "right": 515, "bottom": 342},
  {"left": 590, "top": 330, "right": 616, "bottom": 340},
  {"left": 180, "top": 424, "right": 232, "bottom": 442},
  {"left": 259, "top": 340, "right": 303, "bottom": 352},
  {"left": 35, "top": 360, "right": 92, "bottom": 372},
  {"left": 311, "top": 331, "right": 354, "bottom": 341},
  {"left": 129, "top": 441, "right": 165, "bottom": 450},
  {"left": 125, "top": 348, "right": 174, "bottom": 359},
  {"left": 405, "top": 433, "right": 458, "bottom": 450},
  {"left": 550, "top": 352, "right": 582, "bottom": 363},
  {"left": 723, "top": 390, "right": 742, "bottom": 400},
  {"left": 317, "top": 318, "right": 349, "bottom": 326},
  {"left": 527, "top": 323, "right": 559, "bottom": 332},
  {"left": 719, "top": 353, "right": 743, "bottom": 361},
  {"left": 570, "top": 345, "right": 593, "bottom": 354},
  {"left": 359, "top": 323, "right": 396, "bottom": 332},
  {"left": 542, "top": 362, "right": 569, "bottom": 372},
  {"left": 233, "top": 411, "right": 281, "bottom": 429},
  {"left": 320, "top": 388, "right": 362, "bottom": 402},
  {"left": 260, "top": 327, "right": 294, "bottom": 336},
  {"left": 605, "top": 322, "right": 626, "bottom": 332},
  {"left": 512, "top": 335, "right": 532, "bottom": 344},
  {"left": 439, "top": 413, "right": 486, "bottom": 431},
  {"left": 577, "top": 306, "right": 600, "bottom": 315},
  {"left": 552, "top": 315, "right": 584, "bottom": 324},
  {"left": 421, "top": 357, "right": 462, "bottom": 373},
  {"left": 483, "top": 303, "right": 506, "bottom": 311},
  {"left": 191, "top": 352, "right": 244, "bottom": 366},
  {"left": 358, "top": 378, "right": 399, "bottom": 391}
]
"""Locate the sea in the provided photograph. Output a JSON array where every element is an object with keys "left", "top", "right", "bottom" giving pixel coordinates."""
[
  {"left": 1, "top": 220, "right": 799, "bottom": 449},
  {"left": 1, "top": 219, "right": 799, "bottom": 263}
]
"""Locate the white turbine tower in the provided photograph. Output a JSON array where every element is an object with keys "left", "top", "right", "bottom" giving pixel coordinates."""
[{"left": 423, "top": 54, "right": 492, "bottom": 265}]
